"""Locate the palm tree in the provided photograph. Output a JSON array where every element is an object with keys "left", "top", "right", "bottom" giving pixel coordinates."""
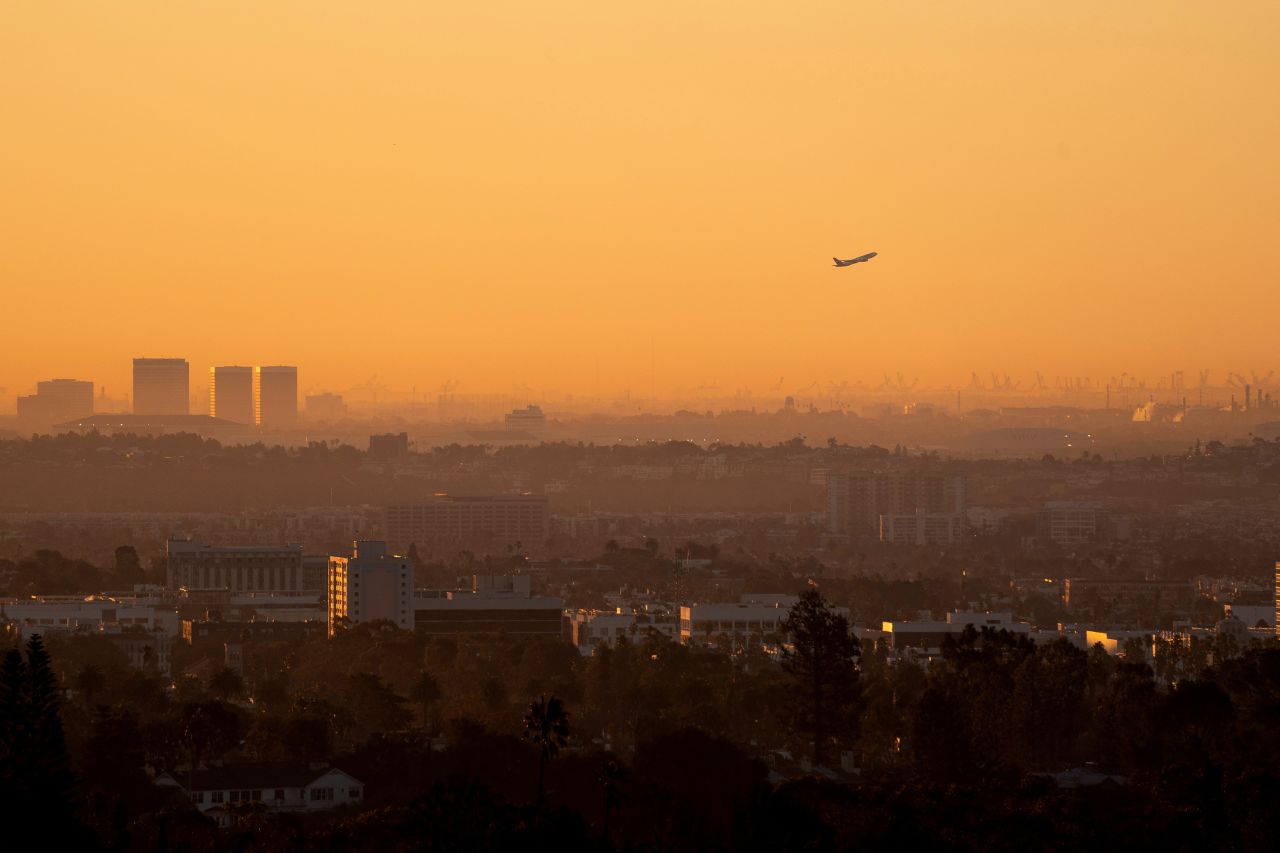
[
  {"left": 601, "top": 758, "right": 627, "bottom": 843},
  {"left": 523, "top": 694, "right": 570, "bottom": 810},
  {"left": 209, "top": 667, "right": 243, "bottom": 702},
  {"left": 74, "top": 663, "right": 106, "bottom": 708},
  {"left": 409, "top": 671, "right": 443, "bottom": 733}
]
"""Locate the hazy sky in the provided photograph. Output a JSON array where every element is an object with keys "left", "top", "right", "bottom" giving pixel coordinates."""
[{"left": 3, "top": 2, "right": 1278, "bottom": 402}]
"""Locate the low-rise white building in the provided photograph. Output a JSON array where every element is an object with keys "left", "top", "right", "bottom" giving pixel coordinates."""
[
  {"left": 569, "top": 609, "right": 679, "bottom": 652},
  {"left": 680, "top": 602, "right": 791, "bottom": 643},
  {"left": 680, "top": 594, "right": 854, "bottom": 644},
  {"left": 225, "top": 591, "right": 325, "bottom": 622},
  {"left": 1225, "top": 603, "right": 1274, "bottom": 630},
  {"left": 156, "top": 764, "right": 362, "bottom": 828},
  {"left": 881, "top": 611, "right": 1032, "bottom": 654},
  {"left": 0, "top": 595, "right": 179, "bottom": 638},
  {"left": 413, "top": 574, "right": 565, "bottom": 638},
  {"left": 571, "top": 611, "right": 637, "bottom": 651}
]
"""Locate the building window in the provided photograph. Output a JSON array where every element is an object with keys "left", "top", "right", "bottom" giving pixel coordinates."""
[
  {"left": 350, "top": 786, "right": 361, "bottom": 798},
  {"left": 310, "top": 787, "right": 334, "bottom": 802},
  {"left": 211, "top": 791, "right": 224, "bottom": 803},
  {"left": 191, "top": 792, "right": 204, "bottom": 804},
  {"left": 274, "top": 789, "right": 284, "bottom": 801},
  {"left": 230, "top": 790, "right": 240, "bottom": 803}
]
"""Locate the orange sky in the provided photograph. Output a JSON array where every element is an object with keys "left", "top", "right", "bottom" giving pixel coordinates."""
[{"left": 3, "top": 2, "right": 1278, "bottom": 405}]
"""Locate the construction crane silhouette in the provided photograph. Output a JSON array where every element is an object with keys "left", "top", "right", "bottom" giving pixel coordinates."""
[{"left": 346, "top": 375, "right": 391, "bottom": 409}]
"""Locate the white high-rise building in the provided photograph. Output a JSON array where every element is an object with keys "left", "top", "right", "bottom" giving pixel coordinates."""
[{"left": 328, "top": 541, "right": 414, "bottom": 635}]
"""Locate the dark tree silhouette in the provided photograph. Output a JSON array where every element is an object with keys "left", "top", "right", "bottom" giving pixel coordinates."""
[
  {"left": 601, "top": 758, "right": 627, "bottom": 843},
  {"left": 208, "top": 666, "right": 244, "bottom": 702},
  {"left": 181, "top": 701, "right": 242, "bottom": 783},
  {"left": 523, "top": 694, "right": 570, "bottom": 810},
  {"left": 409, "top": 670, "right": 443, "bottom": 732},
  {"left": 0, "top": 635, "right": 79, "bottom": 833},
  {"left": 780, "top": 588, "right": 860, "bottom": 767},
  {"left": 113, "top": 544, "right": 144, "bottom": 586},
  {"left": 74, "top": 663, "right": 106, "bottom": 708},
  {"left": 346, "top": 672, "right": 412, "bottom": 738}
]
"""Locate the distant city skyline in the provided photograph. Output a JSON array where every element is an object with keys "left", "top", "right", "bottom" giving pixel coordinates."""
[
  {"left": 4, "top": 359, "right": 1279, "bottom": 417},
  {"left": 7, "top": 357, "right": 1280, "bottom": 412},
  {"left": 3, "top": 4, "right": 1278, "bottom": 405}
]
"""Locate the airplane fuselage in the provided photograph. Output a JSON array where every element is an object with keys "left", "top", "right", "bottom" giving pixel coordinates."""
[{"left": 833, "top": 251, "right": 877, "bottom": 267}]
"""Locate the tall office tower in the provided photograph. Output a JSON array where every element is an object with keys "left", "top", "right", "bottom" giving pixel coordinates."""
[
  {"left": 209, "top": 366, "right": 255, "bottom": 424},
  {"left": 328, "top": 541, "right": 414, "bottom": 635},
  {"left": 133, "top": 358, "right": 190, "bottom": 414},
  {"left": 254, "top": 365, "right": 298, "bottom": 427},
  {"left": 16, "top": 378, "right": 95, "bottom": 426}
]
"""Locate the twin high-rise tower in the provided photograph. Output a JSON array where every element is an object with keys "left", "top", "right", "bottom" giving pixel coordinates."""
[
  {"left": 253, "top": 366, "right": 298, "bottom": 427},
  {"left": 133, "top": 358, "right": 297, "bottom": 426},
  {"left": 208, "top": 364, "right": 298, "bottom": 426},
  {"left": 209, "top": 366, "right": 254, "bottom": 424}
]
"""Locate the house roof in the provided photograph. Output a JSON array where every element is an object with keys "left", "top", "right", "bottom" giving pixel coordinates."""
[{"left": 157, "top": 763, "right": 358, "bottom": 791}]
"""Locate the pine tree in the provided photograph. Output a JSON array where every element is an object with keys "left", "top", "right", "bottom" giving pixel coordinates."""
[
  {"left": 780, "top": 589, "right": 860, "bottom": 768},
  {"left": 0, "top": 636, "right": 80, "bottom": 833},
  {"left": 0, "top": 647, "right": 30, "bottom": 777}
]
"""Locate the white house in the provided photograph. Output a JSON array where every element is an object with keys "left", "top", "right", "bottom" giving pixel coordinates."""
[{"left": 156, "top": 763, "right": 363, "bottom": 828}]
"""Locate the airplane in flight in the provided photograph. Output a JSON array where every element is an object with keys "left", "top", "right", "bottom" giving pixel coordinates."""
[{"left": 832, "top": 252, "right": 877, "bottom": 267}]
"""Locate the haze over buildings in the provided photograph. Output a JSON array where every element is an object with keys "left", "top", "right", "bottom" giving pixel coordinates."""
[{"left": 4, "top": 5, "right": 1278, "bottom": 400}]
